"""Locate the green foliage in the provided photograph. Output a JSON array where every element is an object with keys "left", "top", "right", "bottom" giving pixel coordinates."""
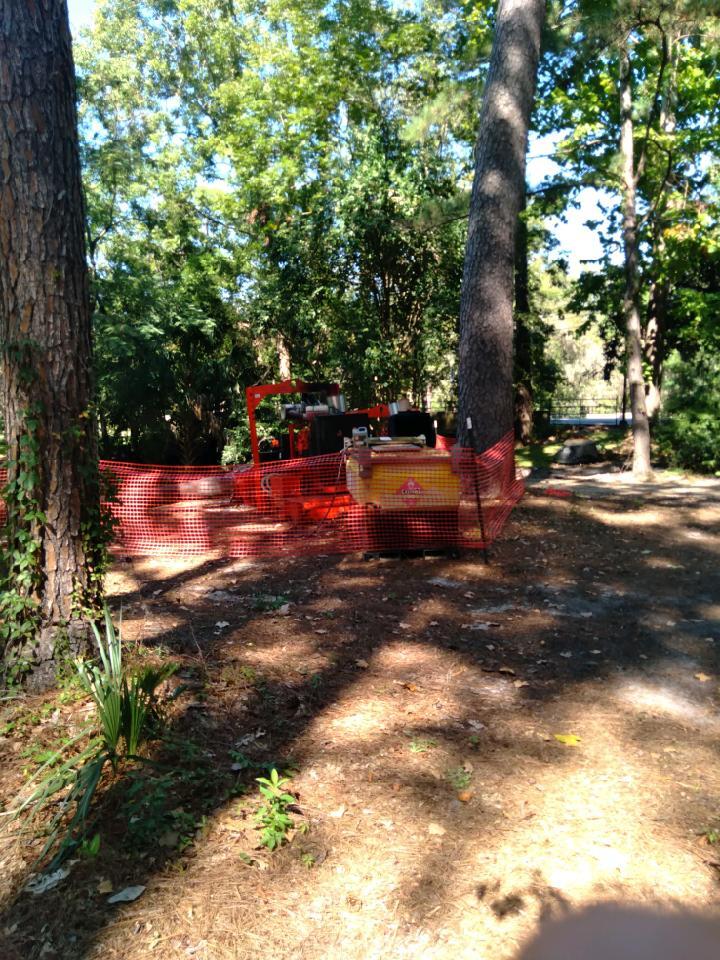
[
  {"left": 72, "top": 0, "right": 492, "bottom": 465},
  {"left": 536, "top": 0, "right": 720, "bottom": 419},
  {"left": 75, "top": 608, "right": 176, "bottom": 756},
  {"left": 122, "top": 773, "right": 207, "bottom": 852},
  {"left": 446, "top": 765, "right": 472, "bottom": 790},
  {"left": 0, "top": 404, "right": 44, "bottom": 671},
  {"left": 5, "top": 606, "right": 175, "bottom": 868},
  {"left": 79, "top": 832, "right": 102, "bottom": 859},
  {"left": 408, "top": 737, "right": 437, "bottom": 754},
  {"left": 655, "top": 348, "right": 720, "bottom": 474},
  {"left": 250, "top": 593, "right": 290, "bottom": 612},
  {"left": 255, "top": 769, "right": 296, "bottom": 851}
]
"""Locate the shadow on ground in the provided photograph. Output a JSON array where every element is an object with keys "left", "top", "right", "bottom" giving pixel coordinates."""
[{"left": 1, "top": 480, "right": 718, "bottom": 960}]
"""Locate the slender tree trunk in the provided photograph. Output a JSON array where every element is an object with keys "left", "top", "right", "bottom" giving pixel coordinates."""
[
  {"left": 457, "top": 0, "right": 546, "bottom": 450},
  {"left": 514, "top": 187, "right": 533, "bottom": 443},
  {"left": 0, "top": 1, "right": 99, "bottom": 688},
  {"left": 644, "top": 279, "right": 667, "bottom": 420},
  {"left": 276, "top": 335, "right": 292, "bottom": 380},
  {"left": 619, "top": 38, "right": 653, "bottom": 480}
]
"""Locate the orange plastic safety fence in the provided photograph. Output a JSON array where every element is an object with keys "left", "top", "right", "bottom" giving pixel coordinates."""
[{"left": 0, "top": 432, "right": 523, "bottom": 559}]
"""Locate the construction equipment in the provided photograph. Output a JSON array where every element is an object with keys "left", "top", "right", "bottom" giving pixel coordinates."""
[
  {"left": 245, "top": 379, "right": 389, "bottom": 465},
  {"left": 243, "top": 378, "right": 460, "bottom": 531}
]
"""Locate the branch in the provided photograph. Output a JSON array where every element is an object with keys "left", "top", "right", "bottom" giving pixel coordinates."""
[
  {"left": 637, "top": 142, "right": 674, "bottom": 233},
  {"left": 635, "top": 20, "right": 669, "bottom": 184}
]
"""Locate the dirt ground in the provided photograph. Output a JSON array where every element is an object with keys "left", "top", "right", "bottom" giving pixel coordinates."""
[{"left": 1, "top": 463, "right": 719, "bottom": 960}]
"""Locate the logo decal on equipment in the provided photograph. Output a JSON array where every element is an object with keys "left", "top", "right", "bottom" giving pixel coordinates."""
[{"left": 397, "top": 477, "right": 424, "bottom": 497}]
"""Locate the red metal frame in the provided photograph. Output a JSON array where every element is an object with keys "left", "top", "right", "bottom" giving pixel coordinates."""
[{"left": 245, "top": 379, "right": 389, "bottom": 466}]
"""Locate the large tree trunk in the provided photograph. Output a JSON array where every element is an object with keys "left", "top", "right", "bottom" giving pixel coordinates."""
[
  {"left": 618, "top": 38, "right": 653, "bottom": 480},
  {"left": 514, "top": 187, "right": 533, "bottom": 444},
  {"left": 457, "top": 0, "right": 546, "bottom": 451},
  {"left": 0, "top": 1, "right": 99, "bottom": 689}
]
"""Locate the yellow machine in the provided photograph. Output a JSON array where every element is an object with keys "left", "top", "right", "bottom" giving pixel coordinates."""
[{"left": 345, "top": 434, "right": 460, "bottom": 510}]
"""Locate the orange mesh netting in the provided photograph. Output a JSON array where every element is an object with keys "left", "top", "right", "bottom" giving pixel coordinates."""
[{"left": 1, "top": 432, "right": 523, "bottom": 559}]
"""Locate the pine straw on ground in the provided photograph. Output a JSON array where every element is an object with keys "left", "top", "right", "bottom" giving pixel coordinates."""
[{"left": 1, "top": 467, "right": 719, "bottom": 960}]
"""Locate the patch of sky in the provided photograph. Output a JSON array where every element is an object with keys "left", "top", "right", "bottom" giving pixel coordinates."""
[
  {"left": 68, "top": 0, "right": 96, "bottom": 36},
  {"left": 527, "top": 131, "right": 620, "bottom": 277}
]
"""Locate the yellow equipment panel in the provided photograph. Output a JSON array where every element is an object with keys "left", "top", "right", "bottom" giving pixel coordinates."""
[{"left": 345, "top": 449, "right": 460, "bottom": 510}]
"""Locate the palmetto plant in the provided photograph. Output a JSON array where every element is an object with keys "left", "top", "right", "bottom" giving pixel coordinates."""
[{"left": 6, "top": 606, "right": 176, "bottom": 869}]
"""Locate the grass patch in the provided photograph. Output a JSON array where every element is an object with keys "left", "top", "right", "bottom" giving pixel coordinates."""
[{"left": 515, "top": 427, "right": 628, "bottom": 471}]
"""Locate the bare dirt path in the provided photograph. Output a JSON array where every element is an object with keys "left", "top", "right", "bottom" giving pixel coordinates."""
[{"left": 2, "top": 469, "right": 719, "bottom": 959}]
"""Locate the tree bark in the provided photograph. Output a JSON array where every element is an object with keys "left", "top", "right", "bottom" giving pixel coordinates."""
[
  {"left": 644, "top": 278, "right": 667, "bottom": 420},
  {"left": 457, "top": 0, "right": 546, "bottom": 451},
  {"left": 514, "top": 187, "right": 533, "bottom": 444},
  {"left": 0, "top": 0, "right": 99, "bottom": 688},
  {"left": 619, "top": 37, "right": 653, "bottom": 480}
]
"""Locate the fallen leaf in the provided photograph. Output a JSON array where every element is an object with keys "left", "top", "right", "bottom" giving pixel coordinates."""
[
  {"left": 97, "top": 879, "right": 113, "bottom": 895},
  {"left": 402, "top": 682, "right": 419, "bottom": 692},
  {"left": 498, "top": 666, "right": 515, "bottom": 675},
  {"left": 553, "top": 733, "right": 581, "bottom": 746},
  {"left": 398, "top": 622, "right": 411, "bottom": 629},
  {"left": 513, "top": 679, "right": 529, "bottom": 689},
  {"left": 235, "top": 729, "right": 266, "bottom": 747},
  {"left": 695, "top": 673, "right": 712, "bottom": 683},
  {"left": 25, "top": 867, "right": 70, "bottom": 895},
  {"left": 457, "top": 789, "right": 474, "bottom": 803},
  {"left": 315, "top": 628, "right": 328, "bottom": 635},
  {"left": 108, "top": 885, "right": 146, "bottom": 904},
  {"left": 277, "top": 603, "right": 291, "bottom": 616},
  {"left": 427, "top": 822, "right": 446, "bottom": 836},
  {"left": 328, "top": 804, "right": 346, "bottom": 819},
  {"left": 355, "top": 659, "right": 369, "bottom": 669}
]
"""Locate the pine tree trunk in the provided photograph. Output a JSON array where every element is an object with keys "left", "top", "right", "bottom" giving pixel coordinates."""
[
  {"left": 0, "top": 1, "right": 99, "bottom": 688},
  {"left": 619, "top": 39, "right": 653, "bottom": 480},
  {"left": 457, "top": 0, "right": 546, "bottom": 451},
  {"left": 514, "top": 188, "right": 533, "bottom": 444}
]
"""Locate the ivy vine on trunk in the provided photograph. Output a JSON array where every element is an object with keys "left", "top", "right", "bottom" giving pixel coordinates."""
[{"left": 0, "top": 1, "right": 111, "bottom": 689}]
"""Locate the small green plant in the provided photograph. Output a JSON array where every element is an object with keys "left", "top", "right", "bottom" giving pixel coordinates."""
[
  {"left": 300, "top": 852, "right": 316, "bottom": 868},
  {"left": 4, "top": 605, "right": 176, "bottom": 868},
  {"left": 255, "top": 769, "right": 295, "bottom": 851},
  {"left": 409, "top": 737, "right": 437, "bottom": 754},
  {"left": 220, "top": 663, "right": 258, "bottom": 685},
  {"left": 251, "top": 593, "right": 289, "bottom": 612},
  {"left": 446, "top": 765, "right": 472, "bottom": 790},
  {"left": 705, "top": 828, "right": 720, "bottom": 845},
  {"left": 79, "top": 832, "right": 101, "bottom": 858}
]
